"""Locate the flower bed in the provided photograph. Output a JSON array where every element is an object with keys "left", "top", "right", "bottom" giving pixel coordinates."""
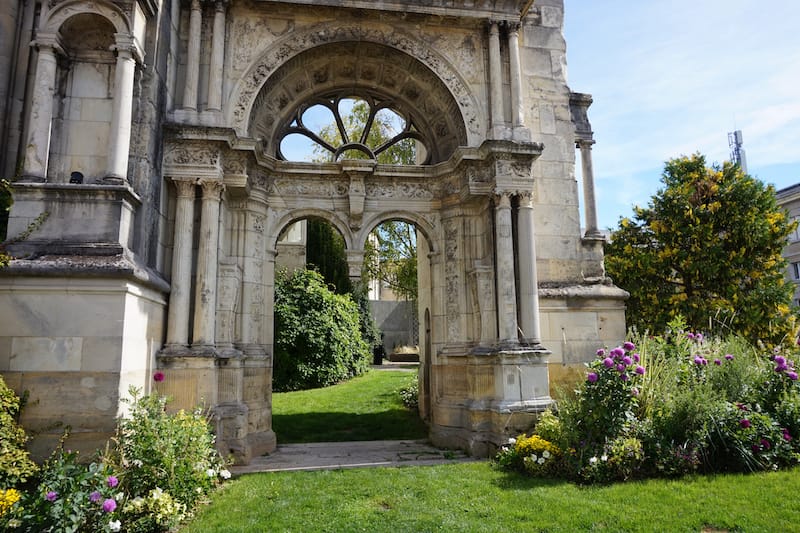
[
  {"left": 494, "top": 322, "right": 800, "bottom": 483},
  {"left": 0, "top": 377, "right": 231, "bottom": 532}
]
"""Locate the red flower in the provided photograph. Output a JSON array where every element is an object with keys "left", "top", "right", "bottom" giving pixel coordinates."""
[{"left": 153, "top": 372, "right": 165, "bottom": 382}]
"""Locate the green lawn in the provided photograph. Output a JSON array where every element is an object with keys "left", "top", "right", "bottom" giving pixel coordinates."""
[
  {"left": 183, "top": 462, "right": 800, "bottom": 532},
  {"left": 271, "top": 369, "right": 428, "bottom": 443}
]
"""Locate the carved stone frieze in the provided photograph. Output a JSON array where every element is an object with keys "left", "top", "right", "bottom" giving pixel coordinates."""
[
  {"left": 163, "top": 142, "right": 222, "bottom": 179},
  {"left": 443, "top": 218, "right": 461, "bottom": 342},
  {"left": 364, "top": 180, "right": 435, "bottom": 200},
  {"left": 268, "top": 177, "right": 349, "bottom": 197}
]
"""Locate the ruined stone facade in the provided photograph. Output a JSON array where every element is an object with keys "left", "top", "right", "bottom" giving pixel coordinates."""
[{"left": 0, "top": 0, "right": 627, "bottom": 462}]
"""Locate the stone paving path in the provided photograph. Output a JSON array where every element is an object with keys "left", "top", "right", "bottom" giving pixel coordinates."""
[{"left": 231, "top": 440, "right": 479, "bottom": 475}]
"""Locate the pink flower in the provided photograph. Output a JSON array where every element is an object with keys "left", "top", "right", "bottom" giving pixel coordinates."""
[
  {"left": 587, "top": 372, "right": 598, "bottom": 383},
  {"left": 153, "top": 372, "right": 165, "bottom": 382},
  {"left": 631, "top": 387, "right": 639, "bottom": 396},
  {"left": 107, "top": 475, "right": 119, "bottom": 488},
  {"left": 103, "top": 498, "right": 117, "bottom": 513},
  {"left": 740, "top": 419, "right": 751, "bottom": 429}
]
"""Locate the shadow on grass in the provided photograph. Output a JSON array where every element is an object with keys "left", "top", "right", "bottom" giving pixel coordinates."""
[
  {"left": 490, "top": 468, "right": 571, "bottom": 491},
  {"left": 272, "top": 410, "right": 429, "bottom": 443}
]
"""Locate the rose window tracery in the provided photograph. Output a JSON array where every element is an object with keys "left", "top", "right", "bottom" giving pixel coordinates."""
[{"left": 278, "top": 92, "right": 429, "bottom": 165}]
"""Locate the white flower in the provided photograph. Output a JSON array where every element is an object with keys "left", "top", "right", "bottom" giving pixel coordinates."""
[
  {"left": 508, "top": 438, "right": 517, "bottom": 445},
  {"left": 589, "top": 456, "right": 598, "bottom": 464},
  {"left": 109, "top": 520, "right": 122, "bottom": 532},
  {"left": 220, "top": 469, "right": 231, "bottom": 480},
  {"left": 132, "top": 459, "right": 143, "bottom": 468},
  {"left": 206, "top": 468, "right": 216, "bottom": 477},
  {"left": 542, "top": 450, "right": 551, "bottom": 459},
  {"left": 537, "top": 457, "right": 545, "bottom": 464},
  {"left": 601, "top": 454, "right": 608, "bottom": 462},
  {"left": 530, "top": 454, "right": 538, "bottom": 462}
]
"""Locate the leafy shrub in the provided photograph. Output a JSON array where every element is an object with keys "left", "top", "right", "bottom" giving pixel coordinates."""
[
  {"left": 8, "top": 440, "right": 121, "bottom": 533},
  {"left": 112, "top": 387, "right": 228, "bottom": 512},
  {"left": 0, "top": 375, "right": 37, "bottom": 487},
  {"left": 273, "top": 269, "right": 371, "bottom": 391},
  {"left": 4, "top": 385, "right": 230, "bottom": 532}
]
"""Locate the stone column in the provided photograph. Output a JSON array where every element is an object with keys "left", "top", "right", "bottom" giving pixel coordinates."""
[
  {"left": 578, "top": 140, "right": 601, "bottom": 238},
  {"left": 488, "top": 21, "right": 504, "bottom": 138},
  {"left": 166, "top": 178, "right": 197, "bottom": 348},
  {"left": 206, "top": 0, "right": 226, "bottom": 112},
  {"left": 494, "top": 191, "right": 518, "bottom": 345},
  {"left": 182, "top": 0, "right": 202, "bottom": 110},
  {"left": 516, "top": 191, "right": 543, "bottom": 347},
  {"left": 105, "top": 35, "right": 140, "bottom": 183},
  {"left": 21, "top": 36, "right": 61, "bottom": 182},
  {"left": 192, "top": 179, "right": 225, "bottom": 350},
  {"left": 507, "top": 23, "right": 524, "bottom": 129}
]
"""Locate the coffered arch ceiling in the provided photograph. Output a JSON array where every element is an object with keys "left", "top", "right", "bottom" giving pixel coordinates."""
[{"left": 248, "top": 41, "right": 468, "bottom": 165}]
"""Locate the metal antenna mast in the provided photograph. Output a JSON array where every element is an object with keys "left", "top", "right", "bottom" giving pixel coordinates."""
[{"left": 728, "top": 130, "right": 748, "bottom": 174}]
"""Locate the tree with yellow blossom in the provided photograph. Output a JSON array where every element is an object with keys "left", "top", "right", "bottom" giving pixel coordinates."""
[{"left": 605, "top": 153, "right": 797, "bottom": 344}]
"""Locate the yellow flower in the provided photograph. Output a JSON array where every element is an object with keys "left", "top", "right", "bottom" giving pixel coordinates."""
[{"left": 0, "top": 488, "right": 22, "bottom": 516}]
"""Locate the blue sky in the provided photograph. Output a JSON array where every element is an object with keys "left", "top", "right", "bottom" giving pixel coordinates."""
[{"left": 563, "top": 0, "right": 800, "bottom": 230}]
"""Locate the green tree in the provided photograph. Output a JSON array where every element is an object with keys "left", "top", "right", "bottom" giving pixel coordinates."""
[
  {"left": 305, "top": 217, "right": 351, "bottom": 295},
  {"left": 604, "top": 153, "right": 796, "bottom": 344},
  {"left": 363, "top": 221, "right": 418, "bottom": 303}
]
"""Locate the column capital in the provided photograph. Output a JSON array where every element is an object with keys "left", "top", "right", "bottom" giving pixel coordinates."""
[
  {"left": 211, "top": 0, "right": 229, "bottom": 11},
  {"left": 111, "top": 33, "right": 145, "bottom": 64},
  {"left": 486, "top": 19, "right": 500, "bottom": 34},
  {"left": 493, "top": 190, "right": 512, "bottom": 207},
  {"left": 30, "top": 33, "right": 64, "bottom": 56},
  {"left": 516, "top": 190, "right": 534, "bottom": 206},
  {"left": 172, "top": 177, "right": 198, "bottom": 198},
  {"left": 199, "top": 179, "right": 225, "bottom": 199},
  {"left": 503, "top": 21, "right": 521, "bottom": 34},
  {"left": 576, "top": 138, "right": 596, "bottom": 149}
]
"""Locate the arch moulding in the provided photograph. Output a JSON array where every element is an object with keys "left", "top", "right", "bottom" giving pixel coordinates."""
[
  {"left": 227, "top": 22, "right": 485, "bottom": 145},
  {"left": 43, "top": 0, "right": 132, "bottom": 35}
]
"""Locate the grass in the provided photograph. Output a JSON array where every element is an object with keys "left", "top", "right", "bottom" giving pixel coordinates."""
[
  {"left": 271, "top": 369, "right": 428, "bottom": 443},
  {"left": 182, "top": 462, "right": 800, "bottom": 532}
]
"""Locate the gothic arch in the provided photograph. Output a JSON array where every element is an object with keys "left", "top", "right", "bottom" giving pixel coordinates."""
[
  {"left": 228, "top": 22, "right": 484, "bottom": 147},
  {"left": 42, "top": 0, "right": 131, "bottom": 35}
]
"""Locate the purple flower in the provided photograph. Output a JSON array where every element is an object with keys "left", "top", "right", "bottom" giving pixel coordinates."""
[
  {"left": 633, "top": 353, "right": 640, "bottom": 363},
  {"left": 631, "top": 387, "right": 639, "bottom": 396},
  {"left": 103, "top": 498, "right": 117, "bottom": 513},
  {"left": 775, "top": 364, "right": 788, "bottom": 373},
  {"left": 695, "top": 333, "right": 704, "bottom": 342},
  {"left": 775, "top": 355, "right": 786, "bottom": 366},
  {"left": 788, "top": 371, "right": 798, "bottom": 381},
  {"left": 616, "top": 363, "right": 626, "bottom": 372},
  {"left": 686, "top": 332, "right": 695, "bottom": 340},
  {"left": 635, "top": 365, "right": 646, "bottom": 375},
  {"left": 751, "top": 444, "right": 761, "bottom": 453},
  {"left": 107, "top": 475, "right": 119, "bottom": 488},
  {"left": 622, "top": 356, "right": 632, "bottom": 365},
  {"left": 620, "top": 373, "right": 629, "bottom": 381},
  {"left": 611, "top": 347, "right": 625, "bottom": 358},
  {"left": 587, "top": 372, "right": 598, "bottom": 383},
  {"left": 761, "top": 439, "right": 771, "bottom": 450},
  {"left": 736, "top": 403, "right": 749, "bottom": 411},
  {"left": 90, "top": 491, "right": 102, "bottom": 503},
  {"left": 153, "top": 371, "right": 165, "bottom": 382},
  {"left": 714, "top": 358, "right": 721, "bottom": 366},
  {"left": 45, "top": 491, "right": 58, "bottom": 502},
  {"left": 694, "top": 356, "right": 704, "bottom": 365},
  {"left": 623, "top": 341, "right": 636, "bottom": 351},
  {"left": 783, "top": 429, "right": 793, "bottom": 442},
  {"left": 596, "top": 348, "right": 606, "bottom": 357},
  {"left": 725, "top": 354, "right": 734, "bottom": 361},
  {"left": 603, "top": 357, "right": 614, "bottom": 368},
  {"left": 740, "top": 419, "right": 751, "bottom": 429}
]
